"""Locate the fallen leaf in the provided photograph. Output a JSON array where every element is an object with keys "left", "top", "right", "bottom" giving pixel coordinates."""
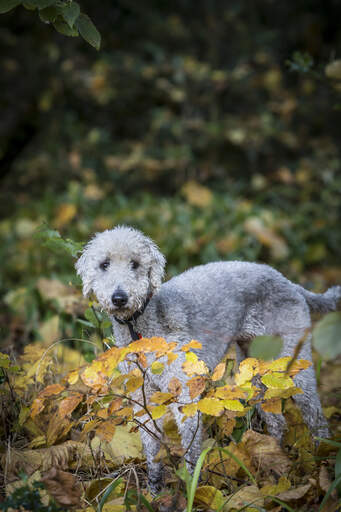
[
  {"left": 224, "top": 485, "right": 264, "bottom": 511},
  {"left": 194, "top": 485, "right": 224, "bottom": 510},
  {"left": 42, "top": 467, "right": 82, "bottom": 507},
  {"left": 276, "top": 483, "right": 311, "bottom": 501},
  {"left": 96, "top": 420, "right": 116, "bottom": 442},
  {"left": 241, "top": 430, "right": 291, "bottom": 475}
]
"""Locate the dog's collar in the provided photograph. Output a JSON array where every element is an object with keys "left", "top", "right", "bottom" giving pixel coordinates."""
[{"left": 113, "top": 293, "right": 152, "bottom": 341}]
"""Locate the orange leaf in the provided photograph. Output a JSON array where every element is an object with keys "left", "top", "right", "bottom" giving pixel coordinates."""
[
  {"left": 211, "top": 362, "right": 226, "bottom": 381},
  {"left": 186, "top": 376, "right": 207, "bottom": 400},
  {"left": 39, "top": 383, "right": 65, "bottom": 398},
  {"left": 108, "top": 398, "right": 123, "bottom": 414},
  {"left": 96, "top": 420, "right": 116, "bottom": 442},
  {"left": 138, "top": 352, "right": 148, "bottom": 368},
  {"left": 58, "top": 393, "right": 83, "bottom": 419},
  {"left": 31, "top": 397, "right": 45, "bottom": 418},
  {"left": 115, "top": 407, "right": 133, "bottom": 419},
  {"left": 97, "top": 408, "right": 109, "bottom": 419},
  {"left": 181, "top": 340, "right": 202, "bottom": 352},
  {"left": 167, "top": 352, "right": 178, "bottom": 364}
]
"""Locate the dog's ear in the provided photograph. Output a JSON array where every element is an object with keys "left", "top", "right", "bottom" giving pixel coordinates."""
[
  {"left": 75, "top": 246, "right": 94, "bottom": 298},
  {"left": 147, "top": 240, "right": 166, "bottom": 294}
]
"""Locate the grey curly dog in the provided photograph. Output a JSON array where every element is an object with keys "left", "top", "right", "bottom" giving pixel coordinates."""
[{"left": 76, "top": 225, "right": 340, "bottom": 493}]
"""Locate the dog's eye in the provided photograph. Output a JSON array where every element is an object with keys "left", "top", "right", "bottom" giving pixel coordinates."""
[
  {"left": 131, "top": 260, "right": 140, "bottom": 270},
  {"left": 99, "top": 259, "right": 110, "bottom": 271}
]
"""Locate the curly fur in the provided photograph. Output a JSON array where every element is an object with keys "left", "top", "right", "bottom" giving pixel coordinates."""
[{"left": 76, "top": 225, "right": 340, "bottom": 494}]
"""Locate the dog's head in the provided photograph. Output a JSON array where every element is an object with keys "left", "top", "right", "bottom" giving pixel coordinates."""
[{"left": 75, "top": 226, "right": 165, "bottom": 319}]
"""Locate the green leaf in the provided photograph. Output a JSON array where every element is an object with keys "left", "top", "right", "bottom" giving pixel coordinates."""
[
  {"left": 0, "top": 0, "right": 21, "bottom": 14},
  {"left": 75, "top": 12, "right": 101, "bottom": 50},
  {"left": 84, "top": 308, "right": 99, "bottom": 327},
  {"left": 53, "top": 17, "right": 78, "bottom": 36},
  {"left": 35, "top": 224, "right": 84, "bottom": 257},
  {"left": 30, "top": 0, "right": 55, "bottom": 8},
  {"left": 60, "top": 0, "right": 79, "bottom": 28},
  {"left": 335, "top": 447, "right": 341, "bottom": 496},
  {"left": 312, "top": 311, "right": 341, "bottom": 360},
  {"left": 39, "top": 4, "right": 57, "bottom": 22},
  {"left": 97, "top": 478, "right": 123, "bottom": 512},
  {"left": 249, "top": 335, "right": 282, "bottom": 360}
]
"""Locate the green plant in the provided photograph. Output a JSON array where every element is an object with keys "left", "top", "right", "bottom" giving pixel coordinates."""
[{"left": 0, "top": 478, "right": 66, "bottom": 512}]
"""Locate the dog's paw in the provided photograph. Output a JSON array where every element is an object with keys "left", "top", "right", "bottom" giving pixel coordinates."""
[{"left": 148, "top": 476, "right": 164, "bottom": 496}]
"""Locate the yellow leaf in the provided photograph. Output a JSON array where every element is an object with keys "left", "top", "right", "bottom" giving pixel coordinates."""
[
  {"left": 150, "top": 392, "right": 174, "bottom": 404},
  {"left": 259, "top": 357, "right": 292, "bottom": 374},
  {"left": 67, "top": 369, "right": 79, "bottom": 385},
  {"left": 194, "top": 485, "right": 224, "bottom": 510},
  {"left": 182, "top": 180, "right": 213, "bottom": 208},
  {"left": 222, "top": 399, "right": 244, "bottom": 412},
  {"left": 261, "top": 372, "right": 294, "bottom": 389},
  {"left": 287, "top": 359, "right": 311, "bottom": 376},
  {"left": 96, "top": 420, "right": 116, "bottom": 442},
  {"left": 128, "top": 336, "right": 174, "bottom": 356},
  {"left": 181, "top": 340, "right": 203, "bottom": 352},
  {"left": 182, "top": 352, "right": 209, "bottom": 377},
  {"left": 126, "top": 376, "right": 143, "bottom": 393},
  {"left": 55, "top": 203, "right": 77, "bottom": 228},
  {"left": 150, "top": 405, "right": 167, "bottom": 420},
  {"left": 235, "top": 358, "right": 258, "bottom": 385},
  {"left": 151, "top": 361, "right": 164, "bottom": 375},
  {"left": 261, "top": 398, "right": 282, "bottom": 414},
  {"left": 198, "top": 398, "right": 224, "bottom": 416},
  {"left": 186, "top": 376, "right": 207, "bottom": 400},
  {"left": 264, "top": 387, "right": 302, "bottom": 399},
  {"left": 211, "top": 362, "right": 226, "bottom": 381},
  {"left": 182, "top": 403, "right": 198, "bottom": 417},
  {"left": 214, "top": 385, "right": 246, "bottom": 400},
  {"left": 97, "top": 408, "right": 109, "bottom": 419},
  {"left": 261, "top": 476, "right": 291, "bottom": 496},
  {"left": 81, "top": 364, "right": 106, "bottom": 390}
]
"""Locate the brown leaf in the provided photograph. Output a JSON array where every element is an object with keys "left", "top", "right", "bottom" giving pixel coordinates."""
[
  {"left": 47, "top": 412, "right": 73, "bottom": 446},
  {"left": 225, "top": 485, "right": 264, "bottom": 511},
  {"left": 39, "top": 383, "right": 65, "bottom": 398},
  {"left": 96, "top": 420, "right": 116, "bottom": 442},
  {"left": 241, "top": 430, "right": 291, "bottom": 475},
  {"left": 42, "top": 467, "right": 82, "bottom": 507},
  {"left": 186, "top": 376, "right": 207, "bottom": 399},
  {"left": 276, "top": 483, "right": 311, "bottom": 501},
  {"left": 168, "top": 377, "right": 182, "bottom": 396}
]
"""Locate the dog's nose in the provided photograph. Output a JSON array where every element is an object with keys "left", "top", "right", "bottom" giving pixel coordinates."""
[{"left": 111, "top": 290, "right": 128, "bottom": 307}]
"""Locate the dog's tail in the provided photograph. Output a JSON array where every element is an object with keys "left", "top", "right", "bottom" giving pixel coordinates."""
[{"left": 297, "top": 284, "right": 341, "bottom": 313}]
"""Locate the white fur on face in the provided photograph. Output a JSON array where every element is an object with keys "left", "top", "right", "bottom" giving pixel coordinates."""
[{"left": 75, "top": 226, "right": 166, "bottom": 318}]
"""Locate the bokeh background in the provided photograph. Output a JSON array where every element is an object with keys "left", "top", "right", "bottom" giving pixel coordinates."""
[{"left": 1, "top": 0, "right": 341, "bottom": 351}]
